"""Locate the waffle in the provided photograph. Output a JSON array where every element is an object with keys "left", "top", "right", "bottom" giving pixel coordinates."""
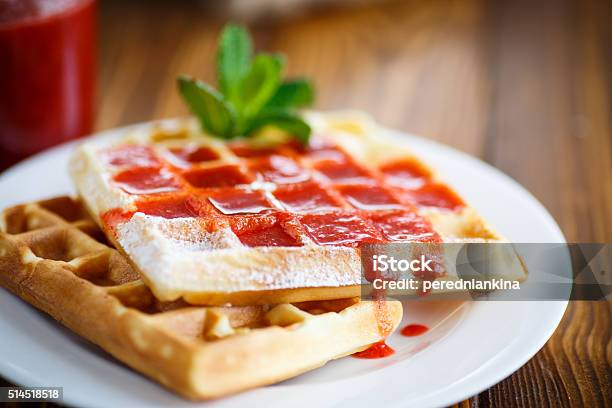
[
  {"left": 69, "top": 111, "right": 518, "bottom": 305},
  {"left": 0, "top": 196, "right": 402, "bottom": 399}
]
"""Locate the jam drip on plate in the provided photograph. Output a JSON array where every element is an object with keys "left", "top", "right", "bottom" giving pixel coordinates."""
[
  {"left": 401, "top": 324, "right": 429, "bottom": 337},
  {"left": 352, "top": 341, "right": 395, "bottom": 359}
]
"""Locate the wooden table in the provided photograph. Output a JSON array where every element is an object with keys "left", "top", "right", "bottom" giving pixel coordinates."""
[{"left": 1, "top": 0, "right": 610, "bottom": 406}]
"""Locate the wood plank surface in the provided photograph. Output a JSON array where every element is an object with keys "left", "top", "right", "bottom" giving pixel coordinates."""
[{"left": 1, "top": 0, "right": 610, "bottom": 406}]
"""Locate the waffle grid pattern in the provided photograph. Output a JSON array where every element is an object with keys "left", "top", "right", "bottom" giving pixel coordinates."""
[
  {"left": 0, "top": 196, "right": 402, "bottom": 399},
  {"left": 101, "top": 137, "right": 455, "bottom": 248}
]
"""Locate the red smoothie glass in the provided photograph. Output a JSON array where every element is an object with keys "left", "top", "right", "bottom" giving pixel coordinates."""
[{"left": 0, "top": 0, "right": 96, "bottom": 167}]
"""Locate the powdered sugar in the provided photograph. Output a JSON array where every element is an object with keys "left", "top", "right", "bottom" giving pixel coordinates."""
[{"left": 114, "top": 212, "right": 361, "bottom": 301}]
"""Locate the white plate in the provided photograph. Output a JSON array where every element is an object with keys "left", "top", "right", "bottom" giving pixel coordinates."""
[{"left": 0, "top": 122, "right": 567, "bottom": 408}]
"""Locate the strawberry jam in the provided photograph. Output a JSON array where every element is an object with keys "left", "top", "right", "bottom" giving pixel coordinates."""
[
  {"left": 313, "top": 158, "right": 371, "bottom": 182},
  {"left": 401, "top": 324, "right": 429, "bottom": 337},
  {"left": 101, "top": 137, "right": 458, "bottom": 251},
  {"left": 249, "top": 155, "right": 310, "bottom": 184},
  {"left": 380, "top": 159, "right": 431, "bottom": 189},
  {"left": 101, "top": 208, "right": 134, "bottom": 235},
  {"left": 169, "top": 145, "right": 220, "bottom": 163},
  {"left": 298, "top": 212, "right": 383, "bottom": 247},
  {"left": 300, "top": 139, "right": 346, "bottom": 160},
  {"left": 352, "top": 341, "right": 395, "bottom": 359},
  {"left": 336, "top": 184, "right": 401, "bottom": 210},
  {"left": 274, "top": 182, "right": 343, "bottom": 212},
  {"left": 183, "top": 165, "right": 252, "bottom": 188},
  {"left": 231, "top": 213, "right": 302, "bottom": 247},
  {"left": 229, "top": 144, "right": 286, "bottom": 158},
  {"left": 113, "top": 167, "right": 180, "bottom": 194},
  {"left": 367, "top": 211, "right": 441, "bottom": 242},
  {"left": 208, "top": 189, "right": 274, "bottom": 215},
  {"left": 135, "top": 195, "right": 197, "bottom": 218},
  {"left": 104, "top": 145, "right": 161, "bottom": 168},
  {"left": 237, "top": 223, "right": 302, "bottom": 247},
  {"left": 400, "top": 183, "right": 465, "bottom": 211}
]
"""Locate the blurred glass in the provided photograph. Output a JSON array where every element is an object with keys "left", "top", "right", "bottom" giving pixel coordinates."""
[{"left": 0, "top": 0, "right": 96, "bottom": 166}]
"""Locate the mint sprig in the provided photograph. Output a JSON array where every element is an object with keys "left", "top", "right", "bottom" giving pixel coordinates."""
[{"left": 178, "top": 24, "right": 314, "bottom": 144}]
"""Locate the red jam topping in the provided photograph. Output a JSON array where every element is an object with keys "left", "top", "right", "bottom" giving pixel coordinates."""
[
  {"left": 135, "top": 196, "right": 198, "bottom": 218},
  {"left": 230, "top": 213, "right": 276, "bottom": 232},
  {"left": 102, "top": 137, "right": 458, "bottom": 253},
  {"left": 367, "top": 211, "right": 441, "bottom": 242},
  {"left": 313, "top": 158, "right": 371, "bottom": 182},
  {"left": 169, "top": 145, "right": 220, "bottom": 163},
  {"left": 336, "top": 184, "right": 401, "bottom": 210},
  {"left": 113, "top": 167, "right": 180, "bottom": 194},
  {"left": 305, "top": 147, "right": 347, "bottom": 162},
  {"left": 300, "top": 135, "right": 337, "bottom": 151},
  {"left": 380, "top": 159, "right": 431, "bottom": 189},
  {"left": 237, "top": 223, "right": 302, "bottom": 247},
  {"left": 298, "top": 212, "right": 383, "bottom": 247},
  {"left": 101, "top": 208, "right": 134, "bottom": 235},
  {"left": 401, "top": 183, "right": 465, "bottom": 211},
  {"left": 183, "top": 165, "right": 252, "bottom": 188},
  {"left": 229, "top": 144, "right": 285, "bottom": 158},
  {"left": 231, "top": 214, "right": 302, "bottom": 247},
  {"left": 352, "top": 341, "right": 395, "bottom": 359},
  {"left": 208, "top": 189, "right": 274, "bottom": 215},
  {"left": 104, "top": 145, "right": 160, "bottom": 168},
  {"left": 274, "top": 182, "right": 343, "bottom": 212},
  {"left": 401, "top": 324, "right": 429, "bottom": 337},
  {"left": 299, "top": 138, "right": 346, "bottom": 158},
  {"left": 249, "top": 155, "right": 310, "bottom": 184}
]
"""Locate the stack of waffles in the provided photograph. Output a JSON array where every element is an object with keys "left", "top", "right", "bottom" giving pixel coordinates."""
[{"left": 0, "top": 112, "right": 524, "bottom": 399}]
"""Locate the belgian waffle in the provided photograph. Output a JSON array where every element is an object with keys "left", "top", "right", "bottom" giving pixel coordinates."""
[
  {"left": 0, "top": 196, "right": 402, "bottom": 399},
  {"left": 69, "top": 111, "right": 520, "bottom": 305}
]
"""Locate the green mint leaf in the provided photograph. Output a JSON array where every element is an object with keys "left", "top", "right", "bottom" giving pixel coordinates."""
[
  {"left": 238, "top": 53, "right": 285, "bottom": 120},
  {"left": 217, "top": 24, "right": 252, "bottom": 105},
  {"left": 178, "top": 76, "right": 236, "bottom": 139},
  {"left": 247, "top": 108, "right": 311, "bottom": 144},
  {"left": 179, "top": 24, "right": 315, "bottom": 144},
  {"left": 266, "top": 79, "right": 314, "bottom": 108}
]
